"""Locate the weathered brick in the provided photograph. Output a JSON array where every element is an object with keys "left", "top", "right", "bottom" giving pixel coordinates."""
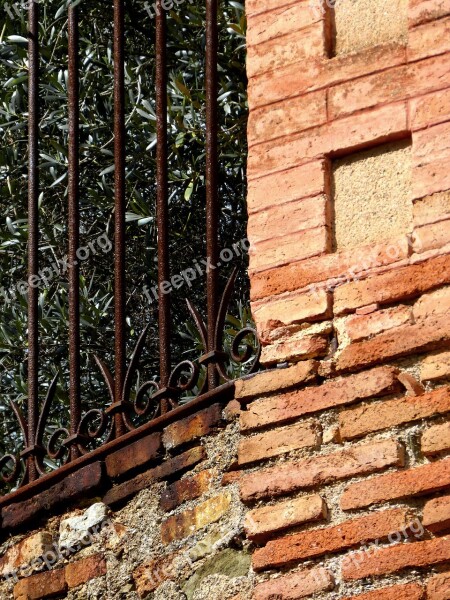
[
  {"left": 251, "top": 237, "right": 410, "bottom": 301},
  {"left": 247, "top": 24, "right": 326, "bottom": 79},
  {"left": 423, "top": 494, "right": 450, "bottom": 532},
  {"left": 338, "top": 386, "right": 450, "bottom": 440},
  {"left": 240, "top": 439, "right": 404, "bottom": 503},
  {"left": 414, "top": 286, "right": 450, "bottom": 320},
  {"left": 253, "top": 290, "right": 331, "bottom": 341},
  {"left": 343, "top": 306, "right": 413, "bottom": 342},
  {"left": 411, "top": 88, "right": 450, "bottom": 131},
  {"left": 427, "top": 571, "right": 450, "bottom": 600},
  {"left": 161, "top": 493, "right": 231, "bottom": 545},
  {"left": 248, "top": 194, "right": 329, "bottom": 244},
  {"left": 413, "top": 219, "right": 450, "bottom": 253},
  {"left": 335, "top": 315, "right": 450, "bottom": 373},
  {"left": 342, "top": 536, "right": 450, "bottom": 581},
  {"left": 410, "top": 15, "right": 450, "bottom": 61},
  {"left": 253, "top": 566, "right": 334, "bottom": 600},
  {"left": 334, "top": 254, "right": 450, "bottom": 315},
  {"left": 409, "top": 0, "right": 450, "bottom": 27},
  {"left": 260, "top": 331, "right": 329, "bottom": 366},
  {"left": 133, "top": 552, "right": 180, "bottom": 597},
  {"left": 414, "top": 192, "right": 450, "bottom": 229},
  {"left": 248, "top": 93, "right": 327, "bottom": 146},
  {"left": 247, "top": 160, "right": 328, "bottom": 215},
  {"left": 240, "top": 366, "right": 398, "bottom": 431},
  {"left": 65, "top": 553, "right": 107, "bottom": 589},
  {"left": 244, "top": 494, "right": 326, "bottom": 542},
  {"left": 105, "top": 432, "right": 161, "bottom": 479},
  {"left": 238, "top": 421, "right": 321, "bottom": 466},
  {"left": 341, "top": 583, "right": 424, "bottom": 600},
  {"left": 421, "top": 350, "right": 450, "bottom": 382},
  {"left": 422, "top": 421, "right": 450, "bottom": 455},
  {"left": 248, "top": 43, "right": 406, "bottom": 109},
  {"left": 159, "top": 469, "right": 215, "bottom": 512},
  {"left": 13, "top": 568, "right": 67, "bottom": 600},
  {"left": 248, "top": 103, "right": 408, "bottom": 179},
  {"left": 235, "top": 360, "right": 317, "bottom": 400},
  {"left": 329, "top": 54, "right": 450, "bottom": 120},
  {"left": 250, "top": 226, "right": 331, "bottom": 272},
  {"left": 246, "top": 0, "right": 298, "bottom": 17},
  {"left": 341, "top": 459, "right": 450, "bottom": 510},
  {"left": 253, "top": 508, "right": 410, "bottom": 571},
  {"left": 2, "top": 462, "right": 104, "bottom": 530},
  {"left": 162, "top": 404, "right": 221, "bottom": 450},
  {"left": 247, "top": 2, "right": 321, "bottom": 46},
  {"left": 103, "top": 447, "right": 206, "bottom": 506},
  {"left": 0, "top": 532, "right": 53, "bottom": 578}
]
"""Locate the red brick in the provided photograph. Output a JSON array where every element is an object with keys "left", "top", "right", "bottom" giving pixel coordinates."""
[
  {"left": 248, "top": 43, "right": 406, "bottom": 109},
  {"left": 338, "top": 386, "right": 450, "bottom": 440},
  {"left": 248, "top": 103, "right": 408, "bottom": 180},
  {"left": 66, "top": 553, "right": 107, "bottom": 589},
  {"left": 413, "top": 219, "right": 450, "bottom": 254},
  {"left": 103, "top": 446, "right": 206, "bottom": 506},
  {"left": 159, "top": 469, "right": 215, "bottom": 512},
  {"left": 240, "top": 439, "right": 404, "bottom": 503},
  {"left": 247, "top": 24, "right": 326, "bottom": 78},
  {"left": 413, "top": 193, "right": 450, "bottom": 230},
  {"left": 250, "top": 226, "right": 331, "bottom": 272},
  {"left": 0, "top": 532, "right": 53, "bottom": 578},
  {"left": 341, "top": 459, "right": 450, "bottom": 510},
  {"left": 335, "top": 315, "right": 450, "bottom": 372},
  {"left": 411, "top": 88, "right": 450, "bottom": 131},
  {"left": 421, "top": 350, "right": 450, "bottom": 382},
  {"left": 105, "top": 432, "right": 161, "bottom": 478},
  {"left": 342, "top": 536, "right": 450, "bottom": 581},
  {"left": 244, "top": 494, "right": 326, "bottom": 543},
  {"left": 260, "top": 331, "right": 329, "bottom": 365},
  {"left": 423, "top": 494, "right": 450, "bottom": 532},
  {"left": 253, "top": 290, "right": 331, "bottom": 341},
  {"left": 414, "top": 286, "right": 450, "bottom": 320},
  {"left": 247, "top": 3, "right": 321, "bottom": 46},
  {"left": 253, "top": 508, "right": 410, "bottom": 571},
  {"left": 341, "top": 583, "right": 424, "bottom": 600},
  {"left": 162, "top": 404, "right": 221, "bottom": 449},
  {"left": 343, "top": 306, "right": 413, "bottom": 342},
  {"left": 411, "top": 16, "right": 450, "bottom": 61},
  {"left": 409, "top": 0, "right": 450, "bottom": 27},
  {"left": 248, "top": 194, "right": 329, "bottom": 244},
  {"left": 413, "top": 155, "right": 450, "bottom": 200},
  {"left": 334, "top": 254, "right": 450, "bottom": 314},
  {"left": 133, "top": 552, "right": 180, "bottom": 597},
  {"left": 422, "top": 421, "right": 450, "bottom": 455},
  {"left": 161, "top": 493, "right": 231, "bottom": 544},
  {"left": 427, "top": 571, "right": 450, "bottom": 600},
  {"left": 235, "top": 360, "right": 317, "bottom": 400},
  {"left": 329, "top": 54, "right": 450, "bottom": 120},
  {"left": 238, "top": 421, "right": 321, "bottom": 466},
  {"left": 397, "top": 372, "right": 426, "bottom": 396},
  {"left": 240, "top": 366, "right": 399, "bottom": 431},
  {"left": 246, "top": 0, "right": 297, "bottom": 17},
  {"left": 253, "top": 566, "right": 334, "bottom": 599},
  {"left": 247, "top": 160, "right": 328, "bottom": 215},
  {"left": 249, "top": 92, "right": 327, "bottom": 146},
  {"left": 13, "top": 568, "right": 67, "bottom": 599}
]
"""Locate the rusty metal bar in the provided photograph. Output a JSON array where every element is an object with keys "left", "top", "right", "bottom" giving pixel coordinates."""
[
  {"left": 26, "top": 0, "right": 40, "bottom": 483},
  {"left": 205, "top": 0, "right": 219, "bottom": 390},
  {"left": 67, "top": 2, "right": 81, "bottom": 461},
  {"left": 155, "top": 1, "right": 171, "bottom": 411},
  {"left": 113, "top": 0, "right": 126, "bottom": 437}
]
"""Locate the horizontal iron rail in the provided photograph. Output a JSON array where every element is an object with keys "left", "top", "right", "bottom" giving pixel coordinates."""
[{"left": 0, "top": 382, "right": 235, "bottom": 510}]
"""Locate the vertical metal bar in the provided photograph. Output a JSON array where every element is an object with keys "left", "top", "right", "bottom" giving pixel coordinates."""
[
  {"left": 113, "top": 0, "right": 126, "bottom": 437},
  {"left": 67, "top": 2, "right": 81, "bottom": 461},
  {"left": 155, "top": 0, "right": 170, "bottom": 411},
  {"left": 205, "top": 0, "right": 219, "bottom": 390},
  {"left": 27, "top": 0, "right": 40, "bottom": 482}
]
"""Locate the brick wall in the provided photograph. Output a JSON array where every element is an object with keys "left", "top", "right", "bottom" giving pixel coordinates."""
[{"left": 1, "top": 1, "right": 450, "bottom": 598}]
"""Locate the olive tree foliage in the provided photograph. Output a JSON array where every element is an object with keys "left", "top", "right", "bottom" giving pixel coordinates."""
[{"left": 0, "top": 0, "right": 249, "bottom": 463}]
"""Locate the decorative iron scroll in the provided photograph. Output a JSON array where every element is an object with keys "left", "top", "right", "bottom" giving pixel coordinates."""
[{"left": 0, "top": 269, "right": 260, "bottom": 491}]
